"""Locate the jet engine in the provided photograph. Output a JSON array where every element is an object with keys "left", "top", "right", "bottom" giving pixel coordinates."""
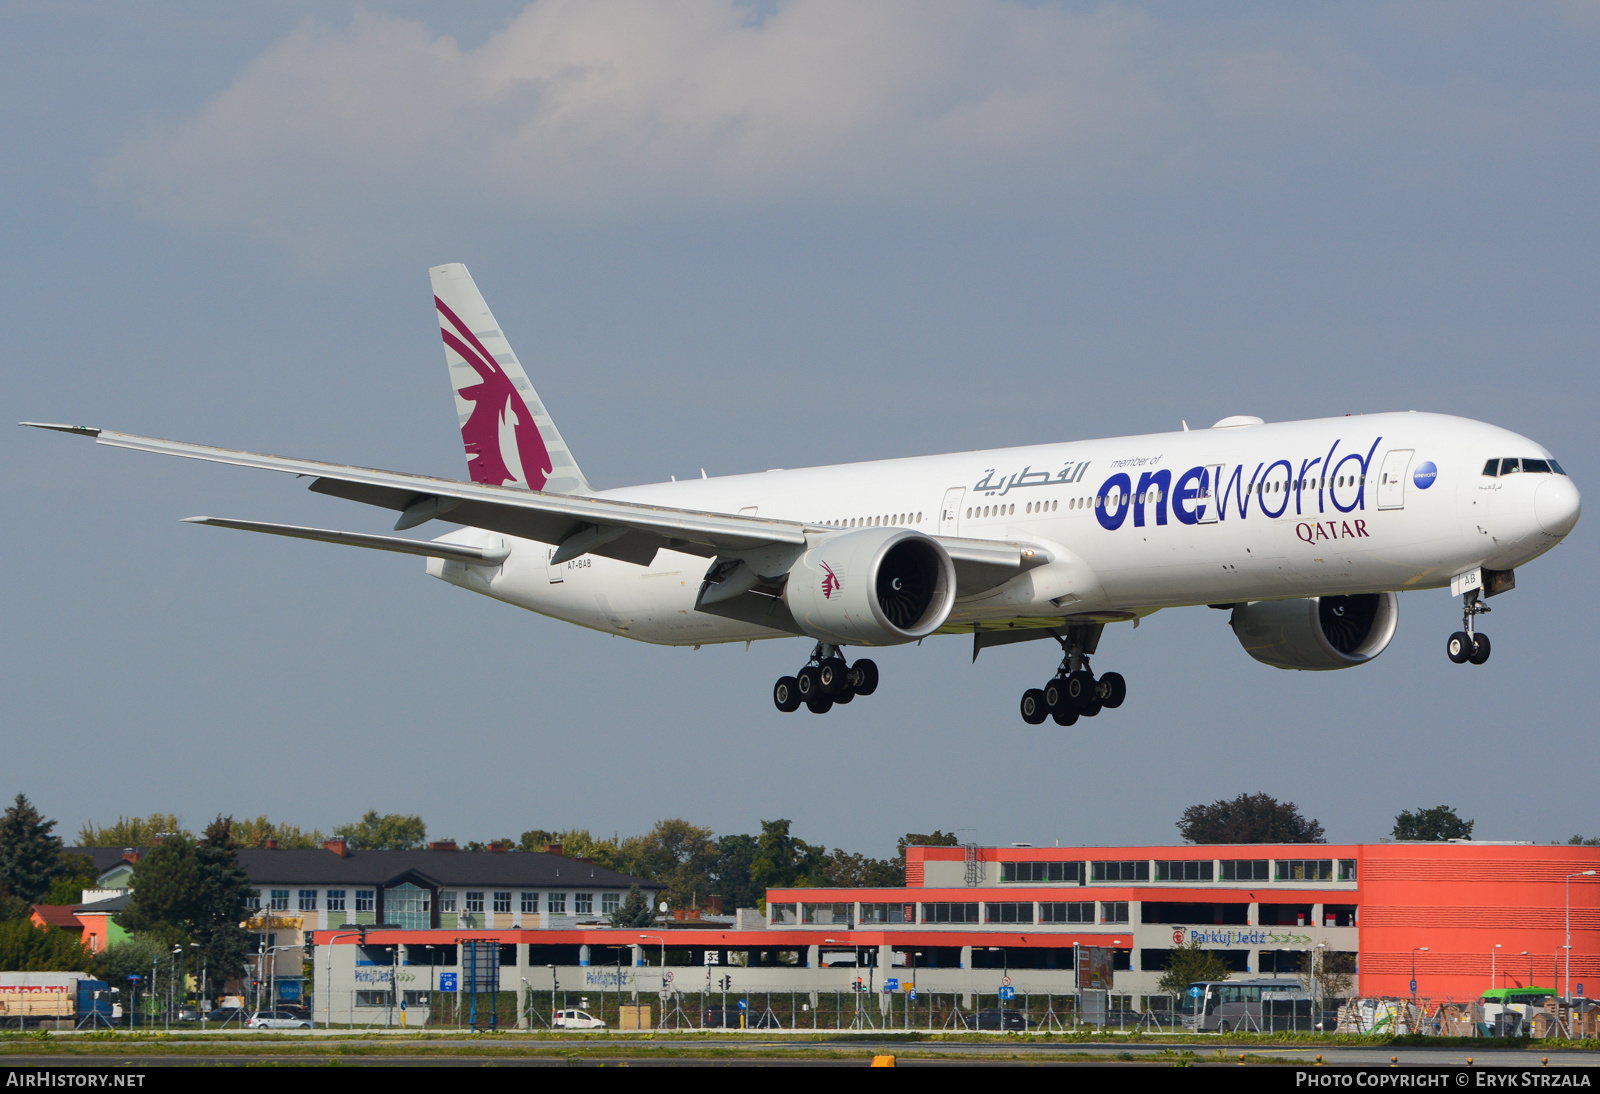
[
  {"left": 783, "top": 528, "right": 956, "bottom": 646},
  {"left": 1229, "top": 593, "right": 1399, "bottom": 670}
]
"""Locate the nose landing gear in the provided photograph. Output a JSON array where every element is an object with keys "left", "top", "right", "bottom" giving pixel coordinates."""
[
  {"left": 1019, "top": 625, "right": 1127, "bottom": 726},
  {"left": 773, "top": 644, "right": 879, "bottom": 713},
  {"left": 1447, "top": 591, "right": 1492, "bottom": 666}
]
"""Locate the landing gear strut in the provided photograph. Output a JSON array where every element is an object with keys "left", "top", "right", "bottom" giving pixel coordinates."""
[
  {"left": 1020, "top": 624, "right": 1127, "bottom": 726},
  {"left": 773, "top": 643, "right": 879, "bottom": 714},
  {"left": 1446, "top": 591, "right": 1492, "bottom": 666}
]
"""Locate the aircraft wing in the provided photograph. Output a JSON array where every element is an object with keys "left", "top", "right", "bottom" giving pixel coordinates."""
[{"left": 23, "top": 425, "right": 1048, "bottom": 587}]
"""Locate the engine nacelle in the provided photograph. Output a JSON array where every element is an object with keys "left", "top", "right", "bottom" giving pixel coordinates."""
[
  {"left": 1229, "top": 593, "right": 1399, "bottom": 671},
  {"left": 783, "top": 528, "right": 956, "bottom": 646}
]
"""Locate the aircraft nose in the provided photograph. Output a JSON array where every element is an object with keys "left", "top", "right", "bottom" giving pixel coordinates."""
[{"left": 1535, "top": 475, "right": 1581, "bottom": 537}]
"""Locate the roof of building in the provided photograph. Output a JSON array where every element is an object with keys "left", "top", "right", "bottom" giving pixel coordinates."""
[
  {"left": 68, "top": 846, "right": 660, "bottom": 891},
  {"left": 29, "top": 904, "right": 83, "bottom": 930},
  {"left": 74, "top": 893, "right": 131, "bottom": 914}
]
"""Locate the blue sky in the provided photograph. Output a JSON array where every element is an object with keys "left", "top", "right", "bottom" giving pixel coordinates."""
[{"left": 3, "top": 2, "right": 1595, "bottom": 855}]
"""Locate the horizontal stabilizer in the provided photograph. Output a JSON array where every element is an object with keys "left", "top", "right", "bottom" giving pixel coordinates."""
[{"left": 182, "top": 517, "right": 510, "bottom": 565}]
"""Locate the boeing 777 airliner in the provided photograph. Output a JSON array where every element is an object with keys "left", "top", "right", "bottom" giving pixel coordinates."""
[{"left": 25, "top": 264, "right": 1582, "bottom": 722}]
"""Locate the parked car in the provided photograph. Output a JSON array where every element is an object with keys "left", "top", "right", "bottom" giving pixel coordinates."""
[
  {"left": 971, "top": 1008, "right": 1028, "bottom": 1031},
  {"left": 551, "top": 1008, "right": 605, "bottom": 1030},
  {"left": 205, "top": 1006, "right": 247, "bottom": 1026},
  {"left": 174, "top": 1006, "right": 203, "bottom": 1023},
  {"left": 704, "top": 1005, "right": 781, "bottom": 1029},
  {"left": 247, "top": 1010, "right": 313, "bottom": 1030}
]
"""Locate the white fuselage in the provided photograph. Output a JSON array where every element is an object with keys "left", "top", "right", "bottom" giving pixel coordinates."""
[{"left": 428, "top": 412, "right": 1579, "bottom": 646}]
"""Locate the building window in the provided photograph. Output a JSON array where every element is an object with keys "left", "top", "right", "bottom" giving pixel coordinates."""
[
  {"left": 1220, "top": 860, "right": 1270, "bottom": 882},
  {"left": 1091, "top": 861, "right": 1149, "bottom": 883},
  {"left": 465, "top": 892, "right": 484, "bottom": 913},
  {"left": 1276, "top": 859, "right": 1334, "bottom": 882},
  {"left": 1040, "top": 901, "right": 1095, "bottom": 924},
  {"left": 1101, "top": 901, "right": 1129, "bottom": 924},
  {"left": 601, "top": 892, "right": 620, "bottom": 915},
  {"left": 493, "top": 892, "right": 512, "bottom": 914},
  {"left": 327, "top": 890, "right": 346, "bottom": 913},
  {"left": 803, "top": 902, "right": 851, "bottom": 925},
  {"left": 355, "top": 991, "right": 391, "bottom": 1008},
  {"left": 547, "top": 892, "right": 566, "bottom": 915},
  {"left": 269, "top": 889, "right": 290, "bottom": 912},
  {"left": 1001, "top": 861, "right": 1085, "bottom": 884},
  {"left": 1338, "top": 859, "right": 1357, "bottom": 882},
  {"left": 521, "top": 892, "right": 538, "bottom": 914},
  {"left": 437, "top": 891, "right": 456, "bottom": 913},
  {"left": 355, "top": 890, "right": 375, "bottom": 913},
  {"left": 859, "top": 903, "right": 913, "bottom": 925},
  {"left": 921, "top": 902, "right": 979, "bottom": 924},
  {"left": 984, "top": 902, "right": 1033, "bottom": 924},
  {"left": 1155, "top": 861, "right": 1214, "bottom": 882},
  {"left": 768, "top": 902, "right": 797, "bottom": 925},
  {"left": 575, "top": 893, "right": 594, "bottom": 915},
  {"left": 247, "top": 891, "right": 261, "bottom": 911},
  {"left": 385, "top": 883, "right": 431, "bottom": 930},
  {"left": 298, "top": 890, "right": 318, "bottom": 912}
]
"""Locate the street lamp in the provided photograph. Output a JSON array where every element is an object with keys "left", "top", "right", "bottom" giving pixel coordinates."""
[
  {"left": 548, "top": 963, "right": 558, "bottom": 1026},
  {"left": 1492, "top": 944, "right": 1502, "bottom": 992},
  {"left": 1411, "top": 947, "right": 1429, "bottom": 1000},
  {"left": 169, "top": 946, "right": 183, "bottom": 1031},
  {"left": 1566, "top": 871, "right": 1596, "bottom": 1001}
]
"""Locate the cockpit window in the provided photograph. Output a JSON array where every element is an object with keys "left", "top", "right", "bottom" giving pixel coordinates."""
[{"left": 1484, "top": 457, "right": 1565, "bottom": 477}]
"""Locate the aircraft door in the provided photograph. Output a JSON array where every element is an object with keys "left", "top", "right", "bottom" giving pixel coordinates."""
[
  {"left": 546, "top": 545, "right": 563, "bottom": 583},
  {"left": 1376, "top": 449, "right": 1413, "bottom": 510},
  {"left": 939, "top": 487, "right": 965, "bottom": 536},
  {"left": 1197, "top": 465, "right": 1224, "bottom": 524}
]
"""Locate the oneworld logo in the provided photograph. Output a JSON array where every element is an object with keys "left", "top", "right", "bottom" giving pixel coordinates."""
[
  {"left": 820, "top": 562, "right": 841, "bottom": 600},
  {"left": 1413, "top": 460, "right": 1437, "bottom": 489}
]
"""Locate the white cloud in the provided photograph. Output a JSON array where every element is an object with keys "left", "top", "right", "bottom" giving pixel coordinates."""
[{"left": 98, "top": 0, "right": 1533, "bottom": 259}]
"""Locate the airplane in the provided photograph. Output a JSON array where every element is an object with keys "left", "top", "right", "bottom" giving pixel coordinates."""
[{"left": 24, "top": 263, "right": 1582, "bottom": 723}]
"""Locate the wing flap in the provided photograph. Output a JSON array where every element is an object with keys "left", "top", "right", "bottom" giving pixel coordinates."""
[{"left": 181, "top": 517, "right": 510, "bottom": 564}]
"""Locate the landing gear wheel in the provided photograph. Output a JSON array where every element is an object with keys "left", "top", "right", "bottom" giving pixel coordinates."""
[
  {"left": 1469, "top": 632, "right": 1491, "bottom": 665},
  {"left": 1096, "top": 671, "right": 1126, "bottom": 709},
  {"left": 848, "top": 659, "right": 879, "bottom": 696},
  {"left": 1043, "top": 678, "right": 1066, "bottom": 712},
  {"left": 804, "top": 697, "right": 833, "bottom": 714},
  {"left": 1020, "top": 689, "right": 1048, "bottom": 725},
  {"left": 773, "top": 676, "right": 801, "bottom": 713},
  {"left": 817, "top": 657, "right": 849, "bottom": 697},
  {"left": 1051, "top": 706, "right": 1079, "bottom": 727},
  {"left": 1446, "top": 631, "right": 1472, "bottom": 664},
  {"left": 1077, "top": 697, "right": 1102, "bottom": 718},
  {"left": 1065, "top": 670, "right": 1097, "bottom": 708},
  {"left": 796, "top": 665, "right": 822, "bottom": 700},
  {"left": 832, "top": 686, "right": 856, "bottom": 704}
]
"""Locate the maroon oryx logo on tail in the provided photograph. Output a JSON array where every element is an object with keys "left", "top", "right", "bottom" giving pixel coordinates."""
[
  {"left": 820, "top": 562, "right": 841, "bottom": 599},
  {"left": 436, "top": 296, "right": 552, "bottom": 490}
]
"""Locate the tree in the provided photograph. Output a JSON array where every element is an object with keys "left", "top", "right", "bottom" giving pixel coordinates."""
[
  {"left": 76, "top": 814, "right": 190, "bottom": 847},
  {"left": 610, "top": 885, "right": 655, "bottom": 929},
  {"left": 627, "top": 819, "right": 718, "bottom": 910},
  {"left": 822, "top": 850, "right": 900, "bottom": 888},
  {"left": 1156, "top": 941, "right": 1231, "bottom": 996},
  {"left": 1298, "top": 949, "right": 1356, "bottom": 1007},
  {"left": 750, "top": 819, "right": 826, "bottom": 891},
  {"left": 332, "top": 810, "right": 426, "bottom": 851},
  {"left": 0, "top": 917, "right": 91, "bottom": 972},
  {"left": 0, "top": 794, "right": 68, "bottom": 903},
  {"left": 711, "top": 833, "right": 762, "bottom": 912},
  {"left": 1568, "top": 835, "right": 1600, "bottom": 847},
  {"left": 232, "top": 817, "right": 326, "bottom": 849},
  {"left": 117, "top": 835, "right": 203, "bottom": 936},
  {"left": 518, "top": 829, "right": 559, "bottom": 854},
  {"left": 191, "top": 817, "right": 255, "bottom": 989},
  {"left": 95, "top": 935, "right": 183, "bottom": 999},
  {"left": 1392, "top": 806, "right": 1473, "bottom": 842},
  {"left": 44, "top": 854, "right": 99, "bottom": 906},
  {"left": 1178, "top": 793, "right": 1326, "bottom": 844}
]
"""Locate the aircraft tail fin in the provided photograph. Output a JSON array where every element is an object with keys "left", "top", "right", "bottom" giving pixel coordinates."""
[{"left": 429, "top": 263, "right": 592, "bottom": 495}]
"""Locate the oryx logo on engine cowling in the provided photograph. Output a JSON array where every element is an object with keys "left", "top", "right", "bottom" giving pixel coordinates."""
[{"left": 820, "top": 562, "right": 841, "bottom": 600}]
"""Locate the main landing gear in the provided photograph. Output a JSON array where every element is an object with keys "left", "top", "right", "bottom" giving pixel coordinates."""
[
  {"left": 773, "top": 644, "right": 879, "bottom": 714},
  {"left": 1446, "top": 590, "right": 1492, "bottom": 666},
  {"left": 1019, "top": 627, "right": 1126, "bottom": 726}
]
